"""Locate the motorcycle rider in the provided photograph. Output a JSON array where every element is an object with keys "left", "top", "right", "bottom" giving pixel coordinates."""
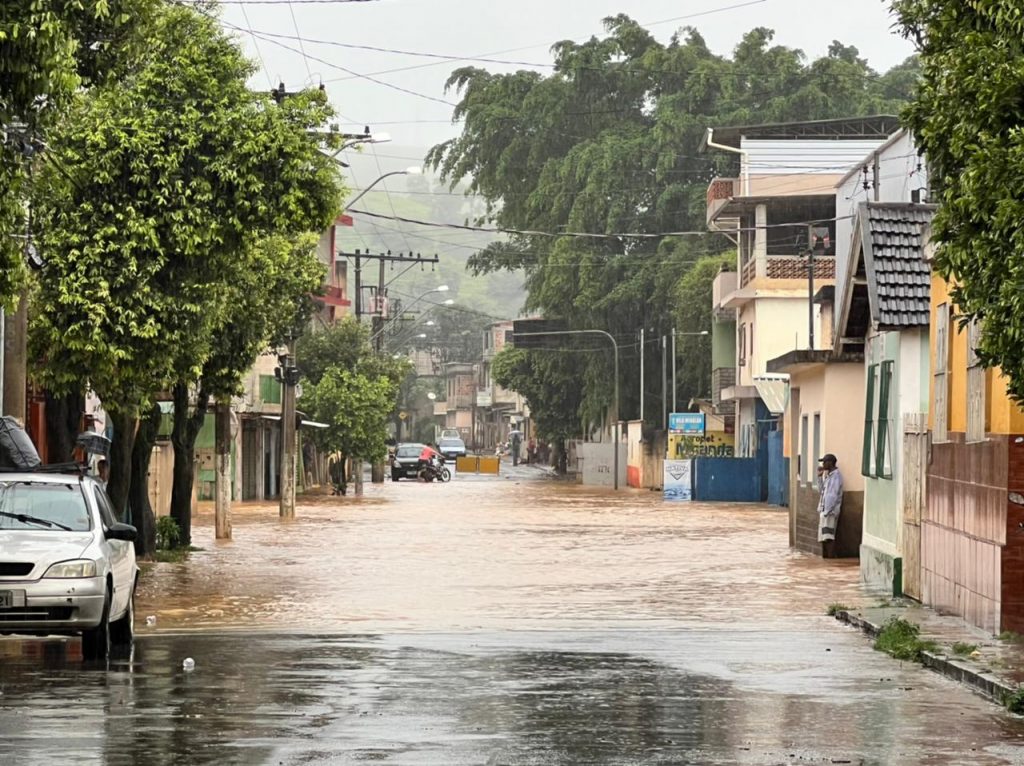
[{"left": 418, "top": 443, "right": 443, "bottom": 481}]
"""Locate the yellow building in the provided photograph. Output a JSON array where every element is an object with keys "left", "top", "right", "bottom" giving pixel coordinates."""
[{"left": 925, "top": 273, "right": 1024, "bottom": 633}]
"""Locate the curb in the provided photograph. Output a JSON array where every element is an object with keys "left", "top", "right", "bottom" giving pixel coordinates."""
[{"left": 835, "top": 610, "right": 1017, "bottom": 707}]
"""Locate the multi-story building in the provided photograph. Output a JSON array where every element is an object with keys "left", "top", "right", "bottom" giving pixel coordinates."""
[
  {"left": 475, "top": 321, "right": 530, "bottom": 452},
  {"left": 705, "top": 115, "right": 900, "bottom": 501}
]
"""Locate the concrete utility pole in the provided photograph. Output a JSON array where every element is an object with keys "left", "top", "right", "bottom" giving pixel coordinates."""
[
  {"left": 2, "top": 293, "right": 27, "bottom": 422},
  {"left": 214, "top": 398, "right": 232, "bottom": 539},
  {"left": 278, "top": 345, "right": 298, "bottom": 518},
  {"left": 662, "top": 335, "right": 668, "bottom": 431},
  {"left": 671, "top": 328, "right": 677, "bottom": 414},
  {"left": 639, "top": 328, "right": 644, "bottom": 425}
]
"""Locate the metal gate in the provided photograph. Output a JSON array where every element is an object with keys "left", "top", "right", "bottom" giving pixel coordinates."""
[{"left": 767, "top": 429, "right": 789, "bottom": 507}]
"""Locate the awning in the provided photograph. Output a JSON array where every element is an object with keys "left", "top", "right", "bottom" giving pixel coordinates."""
[{"left": 753, "top": 374, "right": 790, "bottom": 415}]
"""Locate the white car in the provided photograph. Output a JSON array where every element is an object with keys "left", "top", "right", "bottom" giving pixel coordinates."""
[{"left": 0, "top": 470, "right": 138, "bottom": 660}]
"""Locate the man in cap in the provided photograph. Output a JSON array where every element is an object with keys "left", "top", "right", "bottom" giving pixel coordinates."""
[{"left": 817, "top": 453, "right": 844, "bottom": 556}]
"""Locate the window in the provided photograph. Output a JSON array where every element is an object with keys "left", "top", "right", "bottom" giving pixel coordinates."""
[
  {"left": 94, "top": 487, "right": 118, "bottom": 528},
  {"left": 813, "top": 413, "right": 821, "bottom": 479},
  {"left": 862, "top": 361, "right": 893, "bottom": 478},
  {"left": 739, "top": 323, "right": 747, "bottom": 366},
  {"left": 259, "top": 374, "right": 282, "bottom": 405},
  {"left": 933, "top": 304, "right": 950, "bottom": 442},
  {"left": 967, "top": 318, "right": 986, "bottom": 443},
  {"left": 800, "top": 414, "right": 809, "bottom": 483}
]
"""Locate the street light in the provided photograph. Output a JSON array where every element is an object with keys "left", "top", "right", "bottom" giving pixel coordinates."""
[
  {"left": 323, "top": 131, "right": 392, "bottom": 161},
  {"left": 671, "top": 328, "right": 711, "bottom": 415},
  {"left": 344, "top": 166, "right": 422, "bottom": 210}
]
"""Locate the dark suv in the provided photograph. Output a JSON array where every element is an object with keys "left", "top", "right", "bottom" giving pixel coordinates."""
[{"left": 391, "top": 443, "right": 425, "bottom": 481}]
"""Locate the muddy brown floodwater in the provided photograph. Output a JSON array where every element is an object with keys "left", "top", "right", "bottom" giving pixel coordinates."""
[
  {"left": 4, "top": 467, "right": 1024, "bottom": 765},
  {"left": 137, "top": 470, "right": 866, "bottom": 633}
]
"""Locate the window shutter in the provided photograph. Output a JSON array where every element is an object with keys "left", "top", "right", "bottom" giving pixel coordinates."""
[
  {"left": 876, "top": 361, "right": 893, "bottom": 477},
  {"left": 862, "top": 364, "right": 876, "bottom": 476}
]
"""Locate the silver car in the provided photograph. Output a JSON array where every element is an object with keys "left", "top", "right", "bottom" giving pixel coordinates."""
[{"left": 0, "top": 471, "right": 138, "bottom": 659}]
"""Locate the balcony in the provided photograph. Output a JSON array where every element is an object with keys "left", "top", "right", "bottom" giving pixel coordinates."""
[
  {"left": 739, "top": 255, "right": 836, "bottom": 288},
  {"left": 319, "top": 285, "right": 350, "bottom": 307},
  {"left": 713, "top": 270, "right": 737, "bottom": 311},
  {"left": 712, "top": 368, "right": 736, "bottom": 415},
  {"left": 706, "top": 177, "right": 736, "bottom": 227}
]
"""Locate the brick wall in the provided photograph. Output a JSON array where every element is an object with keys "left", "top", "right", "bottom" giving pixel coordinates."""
[
  {"left": 924, "top": 433, "right": 1006, "bottom": 633},
  {"left": 1002, "top": 436, "right": 1024, "bottom": 633},
  {"left": 793, "top": 482, "right": 863, "bottom": 558}
]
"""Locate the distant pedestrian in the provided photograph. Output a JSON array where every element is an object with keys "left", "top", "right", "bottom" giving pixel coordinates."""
[
  {"left": 97, "top": 459, "right": 109, "bottom": 492},
  {"left": 817, "top": 453, "right": 843, "bottom": 556},
  {"left": 527, "top": 438, "right": 537, "bottom": 464}
]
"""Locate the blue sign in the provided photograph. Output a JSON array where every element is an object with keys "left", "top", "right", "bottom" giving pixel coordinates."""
[{"left": 668, "top": 413, "right": 705, "bottom": 434}]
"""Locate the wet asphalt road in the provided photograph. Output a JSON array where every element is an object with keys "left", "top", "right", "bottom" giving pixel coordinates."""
[{"left": 3, "top": 467, "right": 1024, "bottom": 764}]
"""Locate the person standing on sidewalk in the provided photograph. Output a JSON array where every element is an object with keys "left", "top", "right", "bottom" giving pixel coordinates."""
[{"left": 817, "top": 453, "right": 844, "bottom": 557}]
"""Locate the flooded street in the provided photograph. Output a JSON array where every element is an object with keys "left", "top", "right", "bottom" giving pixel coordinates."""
[{"left": 4, "top": 469, "right": 1024, "bottom": 764}]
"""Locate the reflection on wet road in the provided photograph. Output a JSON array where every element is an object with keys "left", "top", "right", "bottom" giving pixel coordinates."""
[{"left": 3, "top": 472, "right": 1024, "bottom": 764}]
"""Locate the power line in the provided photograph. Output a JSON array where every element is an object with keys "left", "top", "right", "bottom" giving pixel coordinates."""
[{"left": 347, "top": 208, "right": 855, "bottom": 239}]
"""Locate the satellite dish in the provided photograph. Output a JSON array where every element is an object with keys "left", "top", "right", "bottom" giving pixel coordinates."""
[{"left": 427, "top": 392, "right": 437, "bottom": 401}]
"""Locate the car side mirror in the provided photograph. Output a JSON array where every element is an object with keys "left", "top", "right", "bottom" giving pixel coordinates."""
[{"left": 106, "top": 522, "right": 138, "bottom": 542}]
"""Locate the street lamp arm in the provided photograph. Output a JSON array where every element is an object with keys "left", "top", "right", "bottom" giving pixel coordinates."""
[{"left": 344, "top": 171, "right": 408, "bottom": 210}]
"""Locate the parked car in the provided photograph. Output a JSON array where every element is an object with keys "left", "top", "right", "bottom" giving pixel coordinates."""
[
  {"left": 440, "top": 429, "right": 461, "bottom": 441},
  {"left": 438, "top": 437, "right": 467, "bottom": 461},
  {"left": 0, "top": 470, "right": 139, "bottom": 660},
  {"left": 391, "top": 443, "right": 426, "bottom": 481}
]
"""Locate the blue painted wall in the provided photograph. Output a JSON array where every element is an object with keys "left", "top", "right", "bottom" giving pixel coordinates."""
[{"left": 692, "top": 457, "right": 762, "bottom": 502}]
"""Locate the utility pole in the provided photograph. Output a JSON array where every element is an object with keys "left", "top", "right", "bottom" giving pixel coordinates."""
[
  {"left": 807, "top": 226, "right": 830, "bottom": 351},
  {"left": 671, "top": 328, "right": 677, "bottom": 414},
  {"left": 214, "top": 397, "right": 232, "bottom": 539},
  {"left": 662, "top": 335, "right": 668, "bottom": 431},
  {"left": 277, "top": 344, "right": 299, "bottom": 518},
  {"left": 345, "top": 250, "right": 440, "bottom": 328},
  {"left": 639, "top": 328, "right": 644, "bottom": 426}
]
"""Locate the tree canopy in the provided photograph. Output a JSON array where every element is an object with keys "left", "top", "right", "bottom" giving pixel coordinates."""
[
  {"left": 430, "top": 16, "right": 918, "bottom": 428},
  {"left": 0, "top": 0, "right": 155, "bottom": 303},
  {"left": 297, "top": 318, "right": 409, "bottom": 461},
  {"left": 894, "top": 1, "right": 1024, "bottom": 400}
]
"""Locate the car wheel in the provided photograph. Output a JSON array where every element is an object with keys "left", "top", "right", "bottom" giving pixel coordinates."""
[
  {"left": 110, "top": 582, "right": 135, "bottom": 647},
  {"left": 82, "top": 588, "right": 111, "bottom": 661}
]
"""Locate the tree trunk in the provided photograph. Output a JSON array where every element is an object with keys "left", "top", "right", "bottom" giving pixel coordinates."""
[
  {"left": 44, "top": 389, "right": 84, "bottom": 464},
  {"left": 129, "top": 403, "right": 160, "bottom": 557},
  {"left": 170, "top": 381, "right": 208, "bottom": 547},
  {"left": 107, "top": 410, "right": 138, "bottom": 521},
  {"left": 555, "top": 439, "right": 568, "bottom": 475},
  {"left": 338, "top": 453, "right": 348, "bottom": 496}
]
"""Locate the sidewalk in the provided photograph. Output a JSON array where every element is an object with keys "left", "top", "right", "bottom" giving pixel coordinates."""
[{"left": 834, "top": 601, "right": 1024, "bottom": 709}]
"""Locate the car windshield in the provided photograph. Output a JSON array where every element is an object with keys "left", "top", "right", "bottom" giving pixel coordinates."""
[
  {"left": 0, "top": 481, "right": 92, "bottom": 532},
  {"left": 396, "top": 445, "right": 424, "bottom": 458}
]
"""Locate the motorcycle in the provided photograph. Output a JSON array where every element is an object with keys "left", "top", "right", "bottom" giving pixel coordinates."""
[{"left": 418, "top": 455, "right": 451, "bottom": 483}]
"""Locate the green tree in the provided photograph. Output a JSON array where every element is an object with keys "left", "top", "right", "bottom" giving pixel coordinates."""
[
  {"left": 297, "top": 318, "right": 408, "bottom": 493},
  {"left": 491, "top": 347, "right": 585, "bottom": 473},
  {"left": 430, "top": 16, "right": 918, "bottom": 430},
  {"left": 673, "top": 250, "right": 734, "bottom": 404},
  {"left": 29, "top": 3, "right": 343, "bottom": 543},
  {"left": 893, "top": 1, "right": 1024, "bottom": 399},
  {"left": 0, "top": 0, "right": 154, "bottom": 302}
]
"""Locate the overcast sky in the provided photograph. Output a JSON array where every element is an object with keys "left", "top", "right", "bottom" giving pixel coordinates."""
[{"left": 222, "top": 0, "right": 915, "bottom": 153}]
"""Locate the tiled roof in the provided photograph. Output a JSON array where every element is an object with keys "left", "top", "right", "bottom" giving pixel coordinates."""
[{"left": 860, "top": 202, "right": 936, "bottom": 329}]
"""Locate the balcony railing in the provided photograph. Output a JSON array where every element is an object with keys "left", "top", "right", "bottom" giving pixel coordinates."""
[
  {"left": 712, "top": 270, "right": 737, "bottom": 310},
  {"left": 739, "top": 255, "right": 836, "bottom": 287},
  {"left": 706, "top": 177, "right": 737, "bottom": 226}
]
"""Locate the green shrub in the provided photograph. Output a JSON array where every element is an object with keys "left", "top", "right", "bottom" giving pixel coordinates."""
[
  {"left": 952, "top": 642, "right": 978, "bottom": 657},
  {"left": 874, "top": 617, "right": 938, "bottom": 662},
  {"left": 1004, "top": 688, "right": 1024, "bottom": 714},
  {"left": 826, "top": 603, "right": 850, "bottom": 617},
  {"left": 155, "top": 516, "right": 181, "bottom": 551}
]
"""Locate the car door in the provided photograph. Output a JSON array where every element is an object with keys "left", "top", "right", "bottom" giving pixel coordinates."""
[{"left": 93, "top": 486, "right": 131, "bottom": 617}]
